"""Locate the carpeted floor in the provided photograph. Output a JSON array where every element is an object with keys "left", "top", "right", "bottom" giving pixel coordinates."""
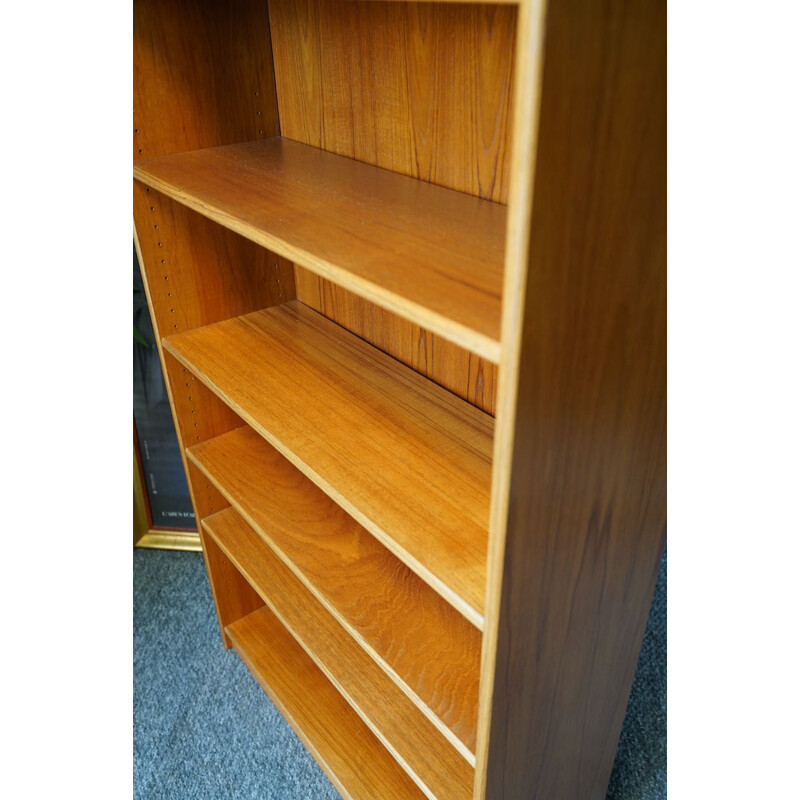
[{"left": 133, "top": 548, "right": 666, "bottom": 799}]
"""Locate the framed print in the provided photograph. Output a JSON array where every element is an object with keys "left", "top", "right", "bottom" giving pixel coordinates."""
[{"left": 134, "top": 244, "right": 200, "bottom": 551}]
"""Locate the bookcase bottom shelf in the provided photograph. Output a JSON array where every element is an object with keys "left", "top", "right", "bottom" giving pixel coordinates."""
[
  {"left": 227, "top": 605, "right": 428, "bottom": 800},
  {"left": 206, "top": 506, "right": 473, "bottom": 800}
]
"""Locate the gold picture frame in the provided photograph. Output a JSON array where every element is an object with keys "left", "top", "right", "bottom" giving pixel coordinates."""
[{"left": 134, "top": 441, "right": 201, "bottom": 552}]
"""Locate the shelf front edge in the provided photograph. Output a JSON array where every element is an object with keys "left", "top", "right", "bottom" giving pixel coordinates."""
[{"left": 133, "top": 138, "right": 504, "bottom": 363}]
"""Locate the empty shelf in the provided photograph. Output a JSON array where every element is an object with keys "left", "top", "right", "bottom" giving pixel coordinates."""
[
  {"left": 134, "top": 137, "right": 505, "bottom": 361},
  {"left": 188, "top": 425, "right": 480, "bottom": 757},
  {"left": 227, "top": 605, "right": 428, "bottom": 800},
  {"left": 164, "top": 300, "right": 492, "bottom": 626},
  {"left": 208, "top": 508, "right": 474, "bottom": 800}
]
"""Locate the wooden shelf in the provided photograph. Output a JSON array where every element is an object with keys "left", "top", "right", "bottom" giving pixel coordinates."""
[
  {"left": 188, "top": 425, "right": 480, "bottom": 758},
  {"left": 227, "top": 605, "right": 428, "bottom": 800},
  {"left": 207, "top": 508, "right": 474, "bottom": 800},
  {"left": 134, "top": 137, "right": 505, "bottom": 362},
  {"left": 164, "top": 300, "right": 492, "bottom": 627}
]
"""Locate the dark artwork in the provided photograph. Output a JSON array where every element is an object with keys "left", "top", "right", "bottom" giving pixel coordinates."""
[{"left": 134, "top": 245, "right": 195, "bottom": 530}]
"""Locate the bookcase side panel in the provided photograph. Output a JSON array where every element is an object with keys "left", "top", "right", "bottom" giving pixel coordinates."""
[
  {"left": 133, "top": 185, "right": 296, "bottom": 336},
  {"left": 133, "top": 0, "right": 280, "bottom": 160},
  {"left": 480, "top": 0, "right": 667, "bottom": 797},
  {"left": 134, "top": 181, "right": 296, "bottom": 645},
  {"left": 200, "top": 523, "right": 266, "bottom": 641}
]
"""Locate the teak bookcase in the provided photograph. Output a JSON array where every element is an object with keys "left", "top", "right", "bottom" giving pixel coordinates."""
[{"left": 133, "top": 1, "right": 666, "bottom": 798}]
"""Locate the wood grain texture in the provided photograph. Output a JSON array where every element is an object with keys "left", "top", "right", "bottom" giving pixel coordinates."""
[
  {"left": 133, "top": 182, "right": 296, "bottom": 339},
  {"left": 185, "top": 460, "right": 230, "bottom": 521},
  {"left": 206, "top": 508, "right": 474, "bottom": 800},
  {"left": 269, "top": 0, "right": 516, "bottom": 204},
  {"left": 133, "top": 138, "right": 505, "bottom": 361},
  {"left": 134, "top": 178, "right": 295, "bottom": 470},
  {"left": 133, "top": 0, "right": 279, "bottom": 160},
  {"left": 133, "top": 179, "right": 294, "bottom": 647},
  {"left": 200, "top": 527, "right": 265, "bottom": 638},
  {"left": 480, "top": 0, "right": 667, "bottom": 798},
  {"left": 133, "top": 180, "right": 294, "bottom": 462},
  {"left": 163, "top": 301, "right": 493, "bottom": 627},
  {"left": 473, "top": 0, "right": 549, "bottom": 794},
  {"left": 295, "top": 268, "right": 498, "bottom": 415},
  {"left": 227, "top": 606, "right": 428, "bottom": 800},
  {"left": 188, "top": 425, "right": 481, "bottom": 758},
  {"left": 269, "top": 0, "right": 513, "bottom": 405}
]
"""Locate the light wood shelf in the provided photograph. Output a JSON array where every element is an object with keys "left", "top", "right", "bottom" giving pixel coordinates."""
[
  {"left": 227, "top": 604, "right": 428, "bottom": 800},
  {"left": 206, "top": 507, "right": 474, "bottom": 800},
  {"left": 188, "top": 425, "right": 480, "bottom": 758},
  {"left": 133, "top": 137, "right": 505, "bottom": 362},
  {"left": 164, "top": 300, "right": 493, "bottom": 627}
]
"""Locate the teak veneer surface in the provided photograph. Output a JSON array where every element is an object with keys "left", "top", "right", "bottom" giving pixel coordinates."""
[
  {"left": 164, "top": 301, "right": 492, "bottom": 626},
  {"left": 133, "top": 175, "right": 293, "bottom": 647},
  {"left": 294, "top": 268, "right": 498, "bottom": 416},
  {"left": 268, "top": 0, "right": 516, "bottom": 204},
  {"left": 200, "top": 526, "right": 264, "bottom": 639},
  {"left": 188, "top": 426, "right": 480, "bottom": 757},
  {"left": 478, "top": 0, "right": 668, "bottom": 797},
  {"left": 226, "top": 606, "right": 428, "bottom": 800},
  {"left": 134, "top": 0, "right": 280, "bottom": 160},
  {"left": 133, "top": 137, "right": 505, "bottom": 362},
  {"left": 206, "top": 509, "right": 474, "bottom": 800}
]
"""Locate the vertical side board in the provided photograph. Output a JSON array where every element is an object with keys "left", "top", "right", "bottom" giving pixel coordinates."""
[
  {"left": 478, "top": 0, "right": 667, "bottom": 798},
  {"left": 133, "top": 185, "right": 295, "bottom": 643},
  {"left": 133, "top": 0, "right": 280, "bottom": 160},
  {"left": 133, "top": 0, "right": 291, "bottom": 644}
]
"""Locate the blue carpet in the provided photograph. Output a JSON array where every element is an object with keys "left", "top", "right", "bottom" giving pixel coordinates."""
[{"left": 133, "top": 549, "right": 666, "bottom": 799}]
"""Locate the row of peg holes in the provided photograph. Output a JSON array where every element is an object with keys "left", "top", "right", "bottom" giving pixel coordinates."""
[
  {"left": 145, "top": 196, "right": 206, "bottom": 495},
  {"left": 207, "top": 481, "right": 217, "bottom": 518},
  {"left": 254, "top": 91, "right": 264, "bottom": 135},
  {"left": 181, "top": 369, "right": 215, "bottom": 509},
  {"left": 143, "top": 188, "right": 215, "bottom": 520},
  {"left": 273, "top": 261, "right": 284, "bottom": 301},
  {"left": 145, "top": 188, "right": 177, "bottom": 330},
  {"left": 136, "top": 92, "right": 265, "bottom": 145},
  {"left": 181, "top": 369, "right": 201, "bottom": 443}
]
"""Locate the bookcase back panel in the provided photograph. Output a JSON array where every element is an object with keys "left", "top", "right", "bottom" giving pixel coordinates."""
[
  {"left": 295, "top": 267, "right": 497, "bottom": 415},
  {"left": 268, "top": 0, "right": 511, "bottom": 413},
  {"left": 134, "top": 0, "right": 280, "bottom": 160},
  {"left": 269, "top": 0, "right": 516, "bottom": 204}
]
